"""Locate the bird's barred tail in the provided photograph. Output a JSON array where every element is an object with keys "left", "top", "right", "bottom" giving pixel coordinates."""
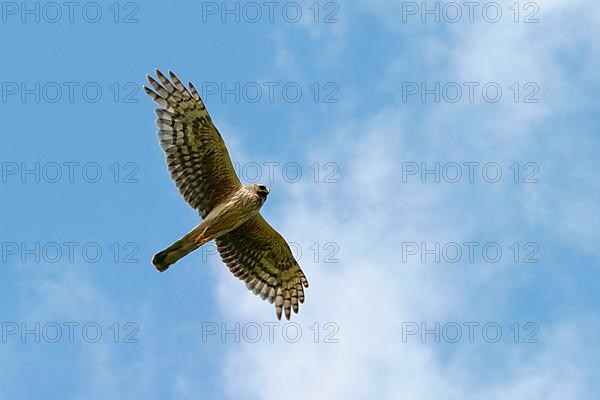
[{"left": 152, "top": 225, "right": 207, "bottom": 272}]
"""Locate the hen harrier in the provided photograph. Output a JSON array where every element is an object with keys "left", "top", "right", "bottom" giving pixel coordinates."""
[{"left": 144, "top": 70, "right": 308, "bottom": 320}]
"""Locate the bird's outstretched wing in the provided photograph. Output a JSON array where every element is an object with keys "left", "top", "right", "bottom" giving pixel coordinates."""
[
  {"left": 144, "top": 70, "right": 241, "bottom": 218},
  {"left": 216, "top": 214, "right": 309, "bottom": 320}
]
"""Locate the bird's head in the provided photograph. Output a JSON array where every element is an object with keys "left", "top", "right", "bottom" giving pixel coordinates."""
[{"left": 251, "top": 183, "right": 270, "bottom": 202}]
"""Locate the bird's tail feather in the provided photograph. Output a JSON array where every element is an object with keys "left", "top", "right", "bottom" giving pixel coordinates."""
[{"left": 152, "top": 225, "right": 207, "bottom": 272}]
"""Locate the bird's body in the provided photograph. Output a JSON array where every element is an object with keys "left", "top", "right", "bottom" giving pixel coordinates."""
[
  {"left": 144, "top": 70, "right": 308, "bottom": 320},
  {"left": 195, "top": 185, "right": 266, "bottom": 243},
  {"left": 153, "top": 184, "right": 266, "bottom": 271}
]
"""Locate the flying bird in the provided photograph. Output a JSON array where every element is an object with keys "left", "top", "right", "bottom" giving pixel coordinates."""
[{"left": 144, "top": 70, "right": 308, "bottom": 320}]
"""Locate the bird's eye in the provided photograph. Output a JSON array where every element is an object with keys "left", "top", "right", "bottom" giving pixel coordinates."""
[{"left": 258, "top": 185, "right": 266, "bottom": 191}]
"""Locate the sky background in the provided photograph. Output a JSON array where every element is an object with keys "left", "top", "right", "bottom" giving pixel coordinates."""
[{"left": 1, "top": 0, "right": 599, "bottom": 398}]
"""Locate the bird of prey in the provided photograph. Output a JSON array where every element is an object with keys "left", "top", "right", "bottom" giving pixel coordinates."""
[{"left": 144, "top": 70, "right": 308, "bottom": 320}]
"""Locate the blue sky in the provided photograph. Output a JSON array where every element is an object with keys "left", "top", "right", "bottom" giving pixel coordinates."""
[{"left": 1, "top": 0, "right": 599, "bottom": 398}]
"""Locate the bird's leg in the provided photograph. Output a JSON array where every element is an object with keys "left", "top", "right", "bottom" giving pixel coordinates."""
[{"left": 194, "top": 227, "right": 210, "bottom": 245}]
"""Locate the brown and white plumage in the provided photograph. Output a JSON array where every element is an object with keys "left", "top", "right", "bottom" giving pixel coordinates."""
[
  {"left": 217, "top": 214, "right": 309, "bottom": 320},
  {"left": 144, "top": 70, "right": 240, "bottom": 218},
  {"left": 144, "top": 70, "right": 308, "bottom": 320}
]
